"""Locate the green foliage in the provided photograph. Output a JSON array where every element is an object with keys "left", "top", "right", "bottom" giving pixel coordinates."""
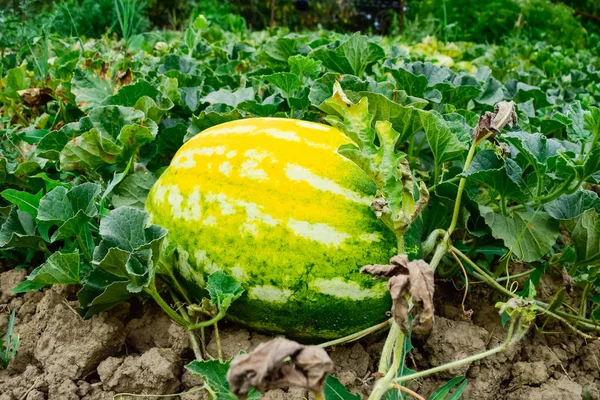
[
  {"left": 407, "top": 0, "right": 589, "bottom": 48},
  {"left": 0, "top": 11, "right": 599, "bottom": 399}
]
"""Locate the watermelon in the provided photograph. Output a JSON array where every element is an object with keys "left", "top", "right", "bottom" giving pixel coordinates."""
[{"left": 146, "top": 118, "right": 398, "bottom": 340}]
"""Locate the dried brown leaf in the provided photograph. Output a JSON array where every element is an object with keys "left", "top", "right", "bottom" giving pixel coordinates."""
[
  {"left": 371, "top": 197, "right": 390, "bottom": 219},
  {"left": 17, "top": 88, "right": 54, "bottom": 108},
  {"left": 226, "top": 338, "right": 333, "bottom": 398},
  {"left": 473, "top": 101, "right": 517, "bottom": 144},
  {"left": 361, "top": 256, "right": 435, "bottom": 337},
  {"left": 116, "top": 68, "right": 133, "bottom": 87}
]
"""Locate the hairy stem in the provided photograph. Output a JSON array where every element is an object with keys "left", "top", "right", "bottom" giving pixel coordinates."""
[
  {"left": 319, "top": 319, "right": 391, "bottom": 348},
  {"left": 394, "top": 317, "right": 522, "bottom": 384},
  {"left": 187, "top": 309, "right": 227, "bottom": 331},
  {"left": 378, "top": 322, "right": 401, "bottom": 374},
  {"left": 451, "top": 246, "right": 600, "bottom": 335},
  {"left": 144, "top": 286, "right": 188, "bottom": 327},
  {"left": 429, "top": 140, "right": 479, "bottom": 272},
  {"left": 368, "top": 324, "right": 405, "bottom": 400}
]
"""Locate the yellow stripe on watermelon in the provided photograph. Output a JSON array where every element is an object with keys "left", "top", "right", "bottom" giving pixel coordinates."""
[{"left": 146, "top": 118, "right": 396, "bottom": 339}]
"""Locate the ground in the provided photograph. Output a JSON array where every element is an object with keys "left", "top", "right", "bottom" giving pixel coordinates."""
[{"left": 0, "top": 267, "right": 598, "bottom": 400}]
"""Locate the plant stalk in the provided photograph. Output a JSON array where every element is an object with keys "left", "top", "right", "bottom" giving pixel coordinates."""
[{"left": 368, "top": 324, "right": 405, "bottom": 400}]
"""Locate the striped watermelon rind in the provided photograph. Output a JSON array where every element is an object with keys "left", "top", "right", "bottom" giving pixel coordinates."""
[{"left": 146, "top": 118, "right": 399, "bottom": 339}]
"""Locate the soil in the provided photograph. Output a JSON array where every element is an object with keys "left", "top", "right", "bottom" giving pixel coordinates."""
[{"left": 0, "top": 266, "right": 598, "bottom": 400}]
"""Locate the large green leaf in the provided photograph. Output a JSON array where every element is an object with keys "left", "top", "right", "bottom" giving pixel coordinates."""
[
  {"left": 71, "top": 68, "right": 113, "bottom": 110},
  {"left": 37, "top": 106, "right": 158, "bottom": 166},
  {"left": 481, "top": 206, "right": 559, "bottom": 262},
  {"left": 93, "top": 207, "right": 167, "bottom": 292},
  {"left": 461, "top": 150, "right": 525, "bottom": 202},
  {"left": 37, "top": 183, "right": 100, "bottom": 243},
  {"left": 78, "top": 268, "right": 132, "bottom": 318},
  {"left": 419, "top": 110, "right": 469, "bottom": 175},
  {"left": 111, "top": 172, "right": 157, "bottom": 209},
  {"left": 103, "top": 79, "right": 174, "bottom": 123},
  {"left": 1, "top": 189, "right": 43, "bottom": 218},
  {"left": 545, "top": 190, "right": 600, "bottom": 220},
  {"left": 563, "top": 209, "right": 600, "bottom": 267},
  {"left": 0, "top": 207, "right": 45, "bottom": 249},
  {"left": 311, "top": 34, "right": 384, "bottom": 77},
  {"left": 28, "top": 251, "right": 81, "bottom": 285}
]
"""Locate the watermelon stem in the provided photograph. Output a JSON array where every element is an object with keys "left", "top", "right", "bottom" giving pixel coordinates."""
[
  {"left": 367, "top": 323, "right": 405, "bottom": 400},
  {"left": 144, "top": 285, "right": 188, "bottom": 327},
  {"left": 318, "top": 319, "right": 391, "bottom": 349},
  {"left": 187, "top": 309, "right": 227, "bottom": 331}
]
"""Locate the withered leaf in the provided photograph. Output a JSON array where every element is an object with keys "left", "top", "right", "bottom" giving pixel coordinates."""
[
  {"left": 116, "top": 68, "right": 133, "bottom": 87},
  {"left": 472, "top": 101, "right": 517, "bottom": 144},
  {"left": 18, "top": 88, "right": 54, "bottom": 108},
  {"left": 227, "top": 338, "right": 333, "bottom": 399},
  {"left": 561, "top": 268, "right": 574, "bottom": 295},
  {"left": 361, "top": 255, "right": 435, "bottom": 337},
  {"left": 371, "top": 197, "right": 390, "bottom": 219}
]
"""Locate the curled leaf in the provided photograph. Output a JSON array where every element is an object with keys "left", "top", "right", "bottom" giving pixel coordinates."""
[
  {"left": 473, "top": 101, "right": 517, "bottom": 144},
  {"left": 361, "top": 255, "right": 435, "bottom": 336},
  {"left": 227, "top": 338, "right": 333, "bottom": 399}
]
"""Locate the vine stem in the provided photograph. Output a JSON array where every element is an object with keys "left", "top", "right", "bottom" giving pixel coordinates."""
[
  {"left": 143, "top": 286, "right": 188, "bottom": 327},
  {"left": 368, "top": 324, "right": 405, "bottom": 400},
  {"left": 187, "top": 309, "right": 227, "bottom": 331},
  {"left": 450, "top": 246, "right": 599, "bottom": 336},
  {"left": 393, "top": 316, "right": 523, "bottom": 384},
  {"left": 378, "top": 322, "right": 401, "bottom": 374},
  {"left": 429, "top": 137, "right": 480, "bottom": 272},
  {"left": 318, "top": 319, "right": 391, "bottom": 348},
  {"left": 168, "top": 289, "right": 203, "bottom": 361}
]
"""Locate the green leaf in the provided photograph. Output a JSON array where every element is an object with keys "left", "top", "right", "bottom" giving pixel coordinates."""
[
  {"left": 264, "top": 37, "right": 303, "bottom": 63},
  {"left": 502, "top": 132, "right": 565, "bottom": 171},
  {"left": 78, "top": 268, "right": 132, "bottom": 318},
  {"left": 1, "top": 189, "right": 43, "bottom": 218},
  {"left": 185, "top": 109, "right": 243, "bottom": 142},
  {"left": 71, "top": 68, "right": 113, "bottom": 111},
  {"left": 0, "top": 207, "right": 45, "bottom": 249},
  {"left": 544, "top": 190, "right": 600, "bottom": 220},
  {"left": 288, "top": 55, "right": 321, "bottom": 78},
  {"left": 419, "top": 110, "right": 468, "bottom": 173},
  {"left": 480, "top": 207, "right": 559, "bottom": 262},
  {"left": 193, "top": 15, "right": 209, "bottom": 30},
  {"left": 38, "top": 106, "right": 158, "bottom": 164},
  {"left": 37, "top": 183, "right": 101, "bottom": 242},
  {"left": 3, "top": 68, "right": 30, "bottom": 99},
  {"left": 263, "top": 73, "right": 302, "bottom": 98},
  {"left": 202, "top": 87, "right": 254, "bottom": 107},
  {"left": 12, "top": 280, "right": 47, "bottom": 294},
  {"left": 563, "top": 209, "right": 600, "bottom": 267},
  {"left": 103, "top": 80, "right": 174, "bottom": 123},
  {"left": 311, "top": 33, "right": 384, "bottom": 77},
  {"left": 111, "top": 172, "right": 157, "bottom": 209},
  {"left": 93, "top": 207, "right": 167, "bottom": 292},
  {"left": 207, "top": 270, "right": 244, "bottom": 311},
  {"left": 324, "top": 376, "right": 360, "bottom": 400},
  {"left": 428, "top": 376, "right": 467, "bottom": 400},
  {"left": 461, "top": 150, "right": 525, "bottom": 202},
  {"left": 28, "top": 251, "right": 80, "bottom": 285},
  {"left": 583, "top": 106, "right": 600, "bottom": 144},
  {"left": 185, "top": 359, "right": 238, "bottom": 400}
]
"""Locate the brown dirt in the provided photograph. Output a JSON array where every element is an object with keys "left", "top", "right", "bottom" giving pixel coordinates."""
[{"left": 0, "top": 271, "right": 598, "bottom": 400}]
